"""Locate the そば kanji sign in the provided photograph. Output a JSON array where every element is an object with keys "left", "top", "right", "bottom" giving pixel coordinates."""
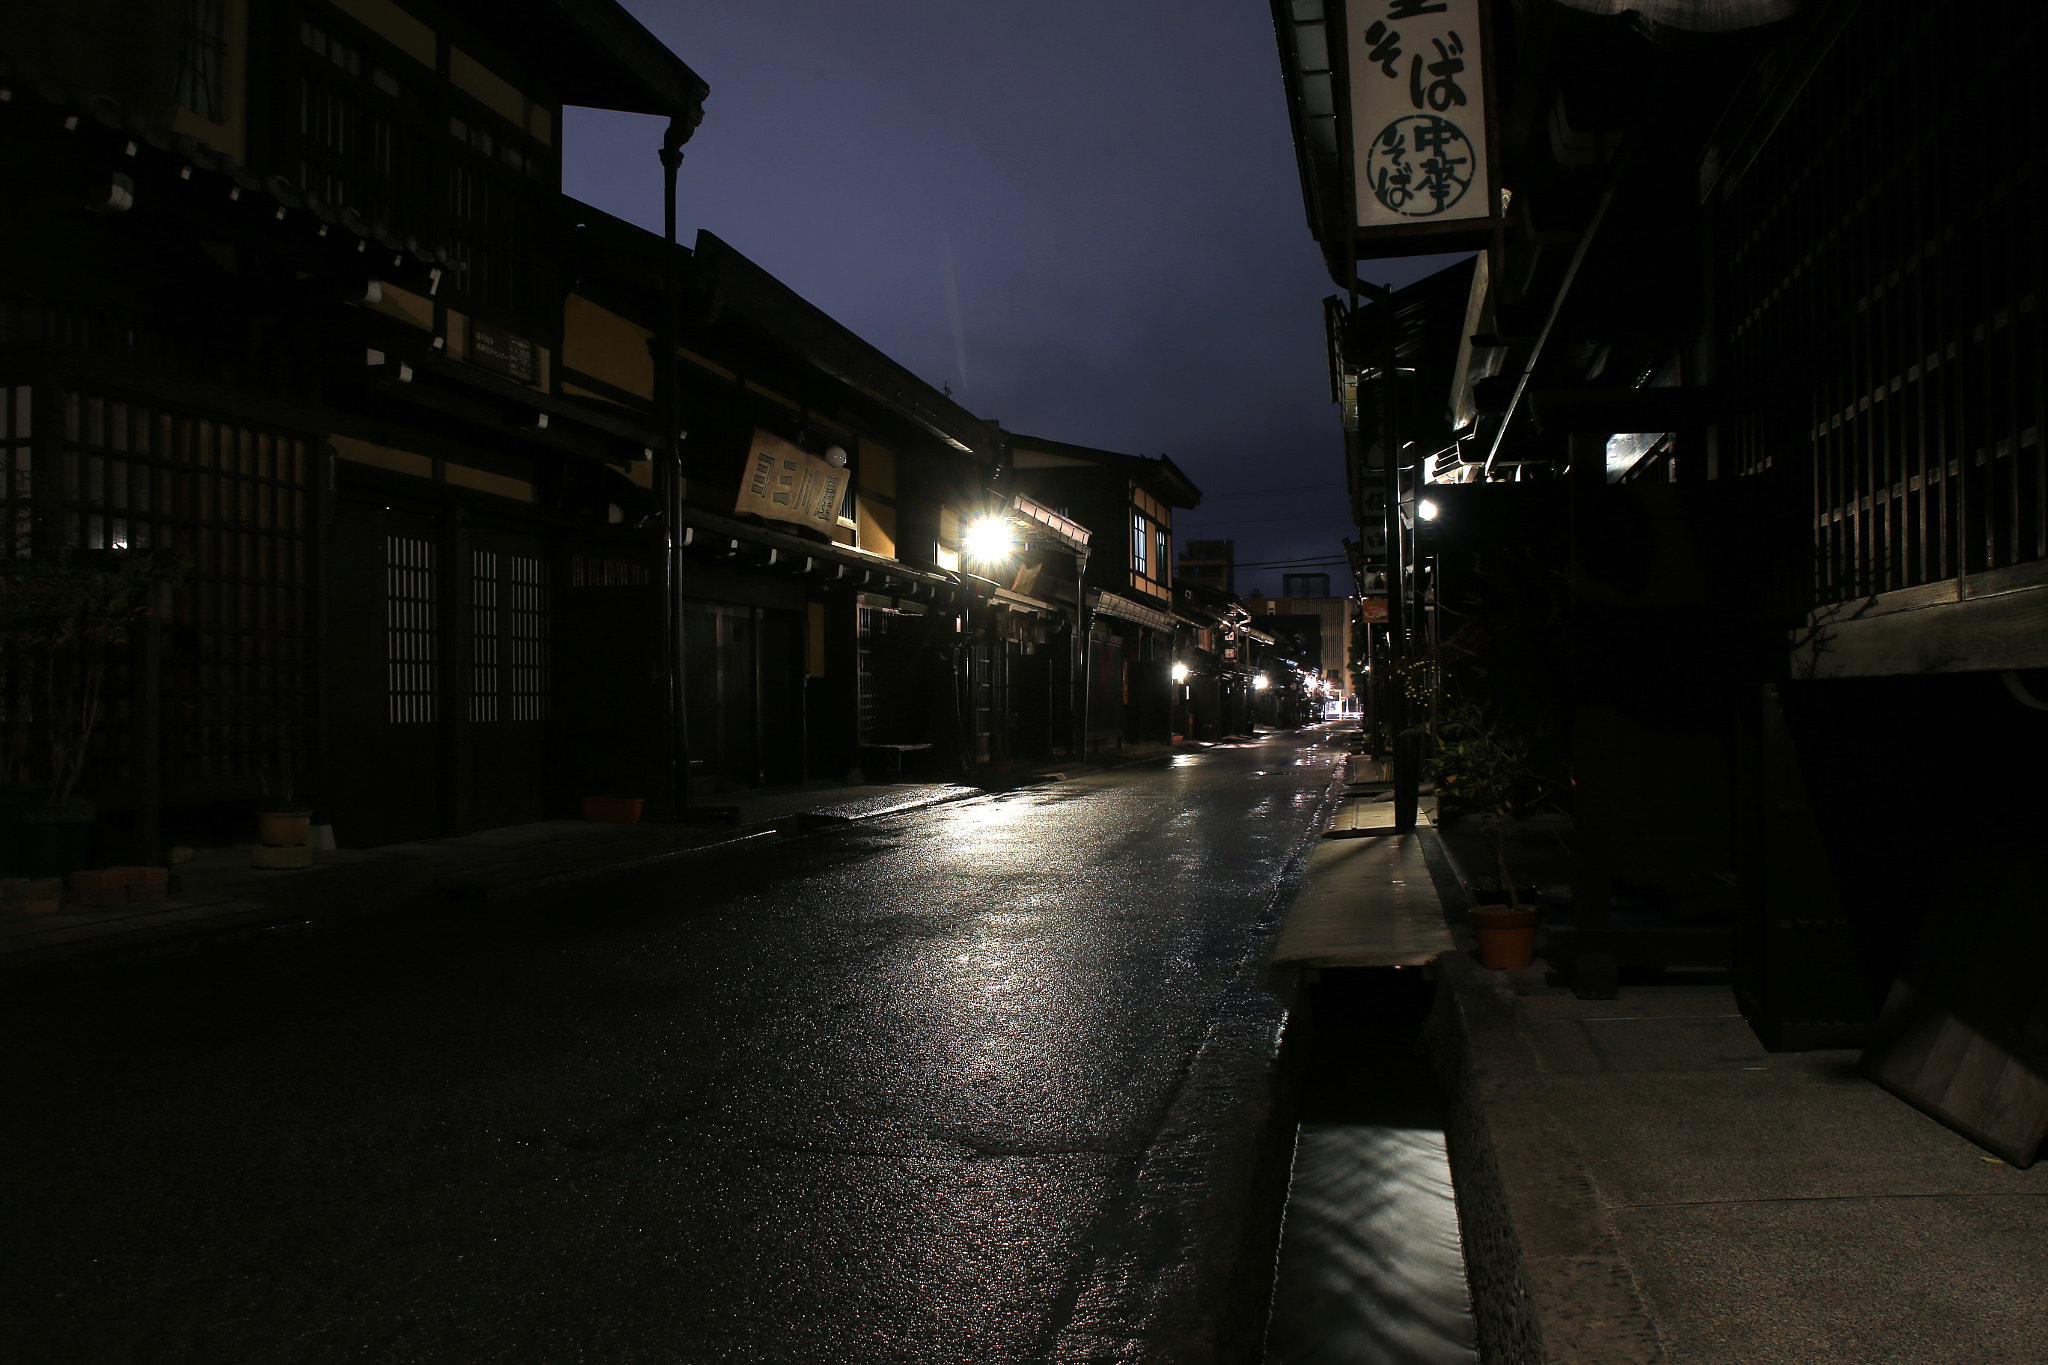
[{"left": 1348, "top": 0, "right": 1493, "bottom": 232}]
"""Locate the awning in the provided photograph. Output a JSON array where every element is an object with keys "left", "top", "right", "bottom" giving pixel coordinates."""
[
  {"left": 1092, "top": 590, "right": 1177, "bottom": 634},
  {"left": 992, "top": 586, "right": 1058, "bottom": 615},
  {"left": 1012, "top": 494, "right": 1091, "bottom": 554},
  {"left": 673, "top": 503, "right": 967, "bottom": 603}
]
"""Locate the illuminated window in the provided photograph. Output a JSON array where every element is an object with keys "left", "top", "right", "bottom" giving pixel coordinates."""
[{"left": 1132, "top": 512, "right": 1148, "bottom": 576}]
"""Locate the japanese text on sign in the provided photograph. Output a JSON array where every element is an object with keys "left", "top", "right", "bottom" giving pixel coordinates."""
[
  {"left": 1348, "top": 0, "right": 1492, "bottom": 231},
  {"left": 736, "top": 429, "right": 846, "bottom": 532}
]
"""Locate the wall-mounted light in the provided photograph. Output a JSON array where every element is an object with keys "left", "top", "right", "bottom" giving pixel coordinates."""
[
  {"left": 1171, "top": 662, "right": 1189, "bottom": 683},
  {"left": 1254, "top": 674, "right": 1270, "bottom": 690},
  {"left": 962, "top": 515, "right": 1015, "bottom": 564},
  {"left": 1418, "top": 499, "right": 1439, "bottom": 521}
]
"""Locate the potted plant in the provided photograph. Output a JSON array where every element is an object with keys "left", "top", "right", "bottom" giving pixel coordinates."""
[
  {"left": 256, "top": 715, "right": 312, "bottom": 848},
  {"left": 250, "top": 711, "right": 317, "bottom": 867},
  {"left": 1428, "top": 692, "right": 1559, "bottom": 969},
  {"left": 0, "top": 551, "right": 183, "bottom": 877}
]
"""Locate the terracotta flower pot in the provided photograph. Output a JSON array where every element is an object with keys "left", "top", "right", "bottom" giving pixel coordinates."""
[
  {"left": 1470, "top": 905, "right": 1540, "bottom": 970},
  {"left": 581, "top": 796, "right": 644, "bottom": 824},
  {"left": 258, "top": 811, "right": 311, "bottom": 847},
  {"left": 117, "top": 866, "right": 170, "bottom": 903},
  {"left": 68, "top": 868, "right": 129, "bottom": 908},
  {"left": 252, "top": 844, "right": 314, "bottom": 869}
]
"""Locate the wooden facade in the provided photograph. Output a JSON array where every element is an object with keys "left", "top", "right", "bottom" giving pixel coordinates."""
[
  {"left": 2, "top": 0, "right": 1243, "bottom": 859},
  {"left": 1273, "top": 0, "right": 2048, "bottom": 1084}
]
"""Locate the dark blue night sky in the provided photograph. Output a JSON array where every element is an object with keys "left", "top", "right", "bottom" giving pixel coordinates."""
[{"left": 563, "top": 0, "right": 1465, "bottom": 596}]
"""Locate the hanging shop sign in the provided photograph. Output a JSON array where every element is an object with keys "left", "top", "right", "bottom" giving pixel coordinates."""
[
  {"left": 736, "top": 429, "right": 846, "bottom": 532},
  {"left": 1347, "top": 0, "right": 1496, "bottom": 237}
]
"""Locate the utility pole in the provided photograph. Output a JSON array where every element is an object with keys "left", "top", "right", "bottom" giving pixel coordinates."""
[
  {"left": 1359, "top": 281, "right": 1418, "bottom": 832},
  {"left": 660, "top": 122, "right": 690, "bottom": 816}
]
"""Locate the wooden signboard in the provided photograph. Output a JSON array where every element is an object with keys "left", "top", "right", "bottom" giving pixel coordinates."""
[
  {"left": 735, "top": 430, "right": 845, "bottom": 533},
  {"left": 1348, "top": 0, "right": 1495, "bottom": 233}
]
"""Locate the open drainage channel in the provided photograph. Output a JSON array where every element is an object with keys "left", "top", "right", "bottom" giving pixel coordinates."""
[{"left": 1263, "top": 966, "right": 1479, "bottom": 1365}]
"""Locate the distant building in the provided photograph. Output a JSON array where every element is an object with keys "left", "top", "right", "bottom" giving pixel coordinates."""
[
  {"left": 1247, "top": 589, "right": 1357, "bottom": 703},
  {"left": 1281, "top": 572, "right": 1330, "bottom": 599},
  {"left": 1177, "top": 540, "right": 1235, "bottom": 595}
]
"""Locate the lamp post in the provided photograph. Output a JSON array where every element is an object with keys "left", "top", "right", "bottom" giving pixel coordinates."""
[{"left": 659, "top": 120, "right": 690, "bottom": 817}]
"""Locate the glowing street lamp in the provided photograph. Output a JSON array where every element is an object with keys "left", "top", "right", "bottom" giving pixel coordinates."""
[
  {"left": 1417, "top": 499, "right": 1439, "bottom": 521},
  {"left": 961, "top": 515, "right": 1015, "bottom": 564},
  {"left": 1170, "top": 662, "right": 1189, "bottom": 683},
  {"left": 1253, "top": 673, "right": 1270, "bottom": 690}
]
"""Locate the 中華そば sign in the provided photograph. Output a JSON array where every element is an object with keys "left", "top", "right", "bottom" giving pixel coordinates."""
[{"left": 1347, "top": 0, "right": 1494, "bottom": 233}]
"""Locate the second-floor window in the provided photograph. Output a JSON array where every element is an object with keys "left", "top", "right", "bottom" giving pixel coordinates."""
[
  {"left": 1156, "top": 527, "right": 1169, "bottom": 582},
  {"left": 292, "top": 8, "right": 554, "bottom": 333},
  {"left": 445, "top": 112, "right": 550, "bottom": 327},
  {"left": 175, "top": 0, "right": 229, "bottom": 122},
  {"left": 1132, "top": 512, "right": 1148, "bottom": 577},
  {"left": 295, "top": 19, "right": 434, "bottom": 244}
]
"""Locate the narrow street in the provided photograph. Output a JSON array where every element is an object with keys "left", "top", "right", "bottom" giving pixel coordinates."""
[{"left": 1, "top": 729, "right": 1349, "bottom": 1365}]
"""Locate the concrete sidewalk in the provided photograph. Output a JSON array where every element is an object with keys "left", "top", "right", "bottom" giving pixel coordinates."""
[
  {"left": 0, "top": 781, "right": 977, "bottom": 977},
  {"left": 1433, "top": 950, "right": 2048, "bottom": 1365},
  {"left": 1268, "top": 787, "right": 2045, "bottom": 1364}
]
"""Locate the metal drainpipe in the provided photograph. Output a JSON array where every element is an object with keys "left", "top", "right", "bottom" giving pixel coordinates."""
[
  {"left": 1075, "top": 568, "right": 1092, "bottom": 762},
  {"left": 1367, "top": 280, "right": 1419, "bottom": 833},
  {"left": 660, "top": 122, "right": 690, "bottom": 815}
]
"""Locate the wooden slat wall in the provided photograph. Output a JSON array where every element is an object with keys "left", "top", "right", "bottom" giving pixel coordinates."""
[{"left": 1717, "top": 0, "right": 2046, "bottom": 608}]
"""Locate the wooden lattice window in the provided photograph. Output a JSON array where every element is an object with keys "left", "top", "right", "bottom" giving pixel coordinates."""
[
  {"left": 175, "top": 0, "right": 229, "bottom": 123},
  {"left": 386, "top": 535, "right": 437, "bottom": 724},
  {"left": 2, "top": 387, "right": 29, "bottom": 559},
  {"left": 569, "top": 553, "right": 648, "bottom": 587},
  {"left": 1715, "top": 1, "right": 2047, "bottom": 604},
  {"left": 508, "top": 554, "right": 548, "bottom": 721},
  {"left": 470, "top": 549, "right": 498, "bottom": 722},
  {"left": 0, "top": 385, "right": 314, "bottom": 791},
  {"left": 293, "top": 12, "right": 435, "bottom": 241},
  {"left": 856, "top": 605, "right": 883, "bottom": 743}
]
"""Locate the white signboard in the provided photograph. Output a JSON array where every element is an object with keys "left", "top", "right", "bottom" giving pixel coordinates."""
[{"left": 1348, "top": 0, "right": 1492, "bottom": 231}]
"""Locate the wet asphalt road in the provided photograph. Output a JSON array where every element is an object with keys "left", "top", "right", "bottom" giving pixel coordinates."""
[{"left": 1, "top": 728, "right": 1346, "bottom": 1364}]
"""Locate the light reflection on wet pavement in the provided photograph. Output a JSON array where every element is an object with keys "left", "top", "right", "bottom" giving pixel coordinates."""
[{"left": 1, "top": 729, "right": 1353, "bottom": 1363}]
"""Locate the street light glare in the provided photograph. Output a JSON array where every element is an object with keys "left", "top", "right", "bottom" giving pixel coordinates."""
[
  {"left": 1171, "top": 662, "right": 1190, "bottom": 683},
  {"left": 1418, "top": 499, "right": 1439, "bottom": 521},
  {"left": 962, "top": 515, "right": 1015, "bottom": 563},
  {"left": 1253, "top": 674, "right": 1270, "bottom": 690}
]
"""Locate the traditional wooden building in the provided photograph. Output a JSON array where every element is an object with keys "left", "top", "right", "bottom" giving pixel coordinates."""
[
  {"left": 551, "top": 207, "right": 1021, "bottom": 793},
  {"left": 1008, "top": 433, "right": 1201, "bottom": 751},
  {"left": 1273, "top": 0, "right": 2048, "bottom": 1096},
  {"left": 1168, "top": 578, "right": 1265, "bottom": 741},
  {"left": 3, "top": 0, "right": 1089, "bottom": 860},
  {"left": 6, "top": 0, "right": 725, "bottom": 850}
]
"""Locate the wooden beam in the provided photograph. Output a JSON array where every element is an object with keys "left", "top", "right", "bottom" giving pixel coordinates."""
[{"left": 1795, "top": 574, "right": 2048, "bottom": 677}]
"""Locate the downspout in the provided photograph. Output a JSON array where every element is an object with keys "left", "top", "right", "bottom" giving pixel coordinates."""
[
  {"left": 1361, "top": 279, "right": 1419, "bottom": 832},
  {"left": 1076, "top": 571, "right": 1093, "bottom": 761},
  {"left": 660, "top": 121, "right": 690, "bottom": 815}
]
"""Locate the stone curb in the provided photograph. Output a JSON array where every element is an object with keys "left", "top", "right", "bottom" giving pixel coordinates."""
[{"left": 1426, "top": 936, "right": 1670, "bottom": 1365}]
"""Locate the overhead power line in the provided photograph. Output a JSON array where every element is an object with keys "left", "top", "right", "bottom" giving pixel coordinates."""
[
  {"left": 1179, "top": 511, "right": 1361, "bottom": 528},
  {"left": 1225, "top": 555, "right": 1351, "bottom": 570},
  {"left": 1193, "top": 478, "right": 1346, "bottom": 499}
]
